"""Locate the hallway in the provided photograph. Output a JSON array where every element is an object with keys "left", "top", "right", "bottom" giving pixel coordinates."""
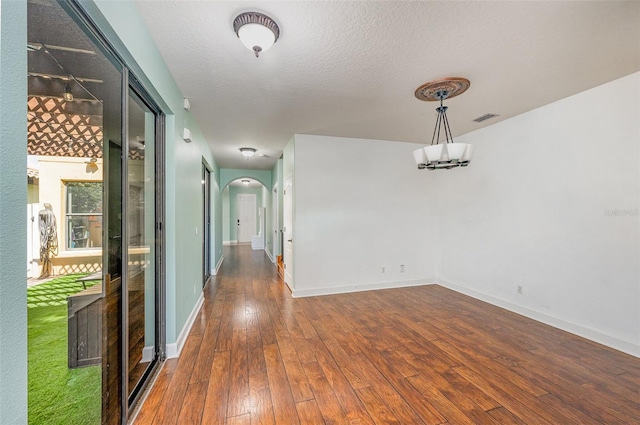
[{"left": 134, "top": 245, "right": 640, "bottom": 424}]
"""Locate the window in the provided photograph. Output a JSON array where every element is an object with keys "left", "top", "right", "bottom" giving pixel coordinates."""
[{"left": 66, "top": 181, "right": 102, "bottom": 249}]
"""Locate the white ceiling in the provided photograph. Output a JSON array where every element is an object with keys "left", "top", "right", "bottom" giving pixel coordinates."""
[{"left": 136, "top": 1, "right": 640, "bottom": 170}]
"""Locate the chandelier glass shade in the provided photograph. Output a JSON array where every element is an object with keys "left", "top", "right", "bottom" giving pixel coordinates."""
[{"left": 413, "top": 77, "right": 472, "bottom": 170}]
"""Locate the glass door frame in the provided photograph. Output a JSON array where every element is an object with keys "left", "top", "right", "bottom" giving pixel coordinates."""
[
  {"left": 123, "top": 74, "right": 166, "bottom": 412},
  {"left": 202, "top": 162, "right": 212, "bottom": 287},
  {"left": 61, "top": 1, "right": 167, "bottom": 422}
]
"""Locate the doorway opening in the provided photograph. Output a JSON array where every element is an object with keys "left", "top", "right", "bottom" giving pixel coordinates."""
[
  {"left": 221, "top": 178, "right": 271, "bottom": 253},
  {"left": 202, "top": 163, "right": 212, "bottom": 287}
]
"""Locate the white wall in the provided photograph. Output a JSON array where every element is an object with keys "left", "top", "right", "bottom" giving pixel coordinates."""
[
  {"left": 288, "top": 74, "right": 639, "bottom": 356},
  {"left": 292, "top": 134, "right": 438, "bottom": 297},
  {"left": 283, "top": 138, "right": 296, "bottom": 289},
  {"left": 436, "top": 72, "right": 640, "bottom": 356}
]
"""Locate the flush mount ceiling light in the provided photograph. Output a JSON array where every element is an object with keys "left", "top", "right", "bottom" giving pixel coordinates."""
[
  {"left": 240, "top": 147, "right": 257, "bottom": 158},
  {"left": 242, "top": 179, "right": 250, "bottom": 185},
  {"left": 412, "top": 77, "right": 473, "bottom": 170},
  {"left": 233, "top": 12, "right": 280, "bottom": 58}
]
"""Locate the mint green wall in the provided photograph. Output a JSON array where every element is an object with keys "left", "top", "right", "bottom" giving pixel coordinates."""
[
  {"left": 228, "top": 187, "right": 263, "bottom": 241},
  {"left": 89, "top": 0, "right": 220, "bottom": 346},
  {"left": 0, "top": 1, "right": 28, "bottom": 422}
]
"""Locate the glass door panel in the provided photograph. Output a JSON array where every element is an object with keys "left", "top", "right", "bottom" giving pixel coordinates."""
[
  {"left": 26, "top": 0, "right": 123, "bottom": 423},
  {"left": 126, "top": 88, "right": 157, "bottom": 401},
  {"left": 28, "top": 1, "right": 164, "bottom": 422}
]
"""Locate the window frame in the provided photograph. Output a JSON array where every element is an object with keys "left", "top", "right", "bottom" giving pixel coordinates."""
[{"left": 64, "top": 180, "right": 103, "bottom": 251}]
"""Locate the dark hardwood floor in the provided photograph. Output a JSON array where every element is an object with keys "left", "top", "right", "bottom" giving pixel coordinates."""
[{"left": 134, "top": 245, "right": 640, "bottom": 424}]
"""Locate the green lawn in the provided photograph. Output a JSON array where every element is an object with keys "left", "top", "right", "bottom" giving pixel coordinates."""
[{"left": 28, "top": 274, "right": 101, "bottom": 425}]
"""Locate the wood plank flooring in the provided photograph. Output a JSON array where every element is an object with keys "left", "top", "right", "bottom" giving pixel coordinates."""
[{"left": 134, "top": 245, "right": 640, "bottom": 424}]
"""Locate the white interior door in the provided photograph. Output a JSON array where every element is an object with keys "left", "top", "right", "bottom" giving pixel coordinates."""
[
  {"left": 283, "top": 176, "right": 293, "bottom": 287},
  {"left": 237, "top": 193, "right": 256, "bottom": 243}
]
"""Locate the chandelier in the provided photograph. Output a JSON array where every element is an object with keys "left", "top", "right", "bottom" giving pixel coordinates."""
[{"left": 412, "top": 77, "right": 473, "bottom": 170}]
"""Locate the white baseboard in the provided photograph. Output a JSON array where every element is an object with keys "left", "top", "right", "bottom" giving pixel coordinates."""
[
  {"left": 141, "top": 346, "right": 154, "bottom": 363},
  {"left": 166, "top": 292, "right": 204, "bottom": 359},
  {"left": 437, "top": 278, "right": 640, "bottom": 358},
  {"left": 291, "top": 279, "right": 436, "bottom": 298},
  {"left": 264, "top": 247, "right": 275, "bottom": 263},
  {"left": 213, "top": 255, "right": 224, "bottom": 275},
  {"left": 223, "top": 240, "right": 237, "bottom": 246}
]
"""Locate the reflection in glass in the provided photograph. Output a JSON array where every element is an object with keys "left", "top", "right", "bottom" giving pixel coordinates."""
[
  {"left": 26, "top": 0, "right": 123, "bottom": 422},
  {"left": 66, "top": 182, "right": 103, "bottom": 249},
  {"left": 126, "top": 90, "right": 156, "bottom": 398}
]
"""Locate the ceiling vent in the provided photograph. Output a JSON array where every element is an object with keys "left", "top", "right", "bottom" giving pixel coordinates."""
[{"left": 473, "top": 113, "right": 499, "bottom": 123}]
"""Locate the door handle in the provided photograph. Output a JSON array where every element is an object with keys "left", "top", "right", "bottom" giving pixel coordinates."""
[{"left": 287, "top": 239, "right": 293, "bottom": 243}]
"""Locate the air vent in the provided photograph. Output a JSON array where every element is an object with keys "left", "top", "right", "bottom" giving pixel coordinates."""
[{"left": 473, "top": 113, "right": 499, "bottom": 123}]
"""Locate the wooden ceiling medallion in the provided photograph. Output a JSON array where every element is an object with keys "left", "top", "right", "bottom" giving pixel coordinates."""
[{"left": 414, "top": 77, "right": 471, "bottom": 102}]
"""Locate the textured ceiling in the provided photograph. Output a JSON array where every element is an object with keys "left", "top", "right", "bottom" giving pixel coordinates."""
[{"left": 136, "top": 1, "right": 640, "bottom": 170}]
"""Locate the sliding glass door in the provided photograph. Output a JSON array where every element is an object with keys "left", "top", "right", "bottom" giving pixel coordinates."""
[
  {"left": 125, "top": 86, "right": 161, "bottom": 405},
  {"left": 27, "top": 1, "right": 165, "bottom": 423},
  {"left": 104, "top": 74, "right": 163, "bottom": 425}
]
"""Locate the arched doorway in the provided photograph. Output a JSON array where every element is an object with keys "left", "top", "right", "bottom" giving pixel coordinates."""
[{"left": 221, "top": 178, "right": 273, "bottom": 255}]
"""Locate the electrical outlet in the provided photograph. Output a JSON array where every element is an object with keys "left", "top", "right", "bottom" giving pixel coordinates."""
[
  {"left": 517, "top": 285, "right": 523, "bottom": 294},
  {"left": 400, "top": 264, "right": 405, "bottom": 273}
]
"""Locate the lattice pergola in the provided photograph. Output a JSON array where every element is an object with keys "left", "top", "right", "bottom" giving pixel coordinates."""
[
  {"left": 27, "top": 95, "right": 144, "bottom": 161},
  {"left": 28, "top": 96, "right": 103, "bottom": 158}
]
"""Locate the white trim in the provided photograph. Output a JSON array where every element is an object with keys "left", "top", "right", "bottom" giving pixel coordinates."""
[
  {"left": 213, "top": 255, "right": 224, "bottom": 275},
  {"left": 223, "top": 240, "right": 237, "bottom": 246},
  {"left": 141, "top": 346, "right": 154, "bottom": 363},
  {"left": 437, "top": 279, "right": 640, "bottom": 358},
  {"left": 264, "top": 247, "right": 275, "bottom": 263},
  {"left": 291, "top": 279, "right": 436, "bottom": 298},
  {"left": 284, "top": 280, "right": 294, "bottom": 294},
  {"left": 166, "top": 292, "right": 204, "bottom": 359}
]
